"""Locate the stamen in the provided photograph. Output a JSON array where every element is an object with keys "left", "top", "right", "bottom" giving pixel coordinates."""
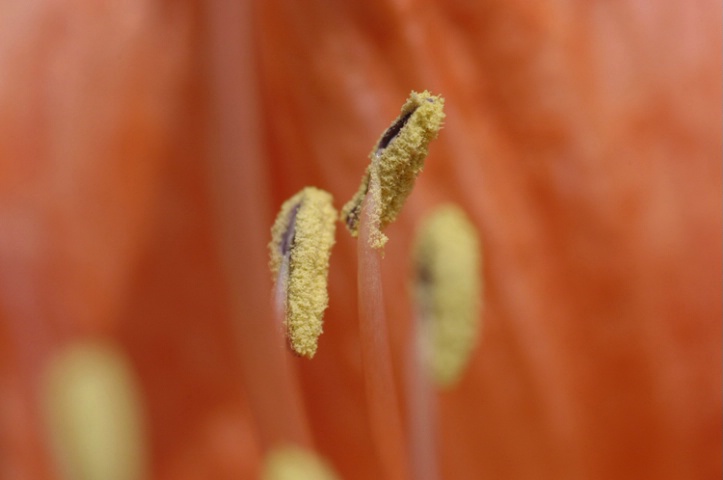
[
  {"left": 261, "top": 445, "right": 340, "bottom": 480},
  {"left": 269, "top": 187, "right": 337, "bottom": 358},
  {"left": 341, "top": 90, "right": 445, "bottom": 249},
  {"left": 413, "top": 204, "right": 482, "bottom": 387},
  {"left": 280, "top": 203, "right": 301, "bottom": 256},
  {"left": 42, "top": 341, "right": 147, "bottom": 480}
]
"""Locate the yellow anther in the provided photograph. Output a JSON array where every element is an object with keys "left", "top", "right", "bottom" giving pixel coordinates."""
[
  {"left": 262, "top": 445, "right": 340, "bottom": 480},
  {"left": 269, "top": 187, "right": 337, "bottom": 358},
  {"left": 413, "top": 205, "right": 482, "bottom": 387},
  {"left": 42, "top": 341, "right": 147, "bottom": 480},
  {"left": 341, "top": 90, "right": 445, "bottom": 249}
]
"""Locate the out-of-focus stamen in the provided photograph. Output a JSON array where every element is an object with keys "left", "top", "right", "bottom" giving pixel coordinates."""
[
  {"left": 42, "top": 341, "right": 147, "bottom": 480},
  {"left": 413, "top": 204, "right": 482, "bottom": 387},
  {"left": 262, "top": 445, "right": 340, "bottom": 480}
]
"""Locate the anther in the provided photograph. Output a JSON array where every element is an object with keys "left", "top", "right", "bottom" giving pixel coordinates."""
[
  {"left": 42, "top": 341, "right": 147, "bottom": 480},
  {"left": 262, "top": 445, "right": 340, "bottom": 480},
  {"left": 341, "top": 90, "right": 445, "bottom": 249},
  {"left": 269, "top": 187, "right": 337, "bottom": 358},
  {"left": 413, "top": 205, "right": 482, "bottom": 387}
]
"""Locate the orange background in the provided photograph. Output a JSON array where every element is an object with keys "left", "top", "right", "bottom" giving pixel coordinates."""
[{"left": 0, "top": 1, "right": 720, "bottom": 479}]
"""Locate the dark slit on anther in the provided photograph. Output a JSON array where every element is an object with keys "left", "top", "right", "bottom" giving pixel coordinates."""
[
  {"left": 280, "top": 203, "right": 301, "bottom": 256},
  {"left": 345, "top": 180, "right": 370, "bottom": 230},
  {"left": 416, "top": 261, "right": 435, "bottom": 321},
  {"left": 346, "top": 204, "right": 361, "bottom": 230},
  {"left": 375, "top": 106, "right": 418, "bottom": 153}
]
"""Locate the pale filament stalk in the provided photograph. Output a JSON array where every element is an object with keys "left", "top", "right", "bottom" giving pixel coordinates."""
[{"left": 357, "top": 179, "right": 410, "bottom": 480}]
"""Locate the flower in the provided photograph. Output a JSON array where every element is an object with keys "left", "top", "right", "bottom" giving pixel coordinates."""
[{"left": 0, "top": 1, "right": 719, "bottom": 479}]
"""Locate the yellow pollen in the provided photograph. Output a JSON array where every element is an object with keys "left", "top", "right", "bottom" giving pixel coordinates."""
[
  {"left": 42, "top": 341, "right": 147, "bottom": 480},
  {"left": 269, "top": 187, "right": 337, "bottom": 358},
  {"left": 262, "top": 445, "right": 340, "bottom": 480},
  {"left": 341, "top": 90, "right": 445, "bottom": 249},
  {"left": 413, "top": 205, "right": 482, "bottom": 387}
]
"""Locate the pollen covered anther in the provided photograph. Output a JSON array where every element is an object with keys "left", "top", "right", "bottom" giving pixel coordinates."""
[
  {"left": 42, "top": 341, "right": 147, "bottom": 480},
  {"left": 413, "top": 205, "right": 482, "bottom": 387},
  {"left": 341, "top": 90, "right": 445, "bottom": 249},
  {"left": 269, "top": 187, "right": 337, "bottom": 358},
  {"left": 262, "top": 445, "right": 340, "bottom": 480}
]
